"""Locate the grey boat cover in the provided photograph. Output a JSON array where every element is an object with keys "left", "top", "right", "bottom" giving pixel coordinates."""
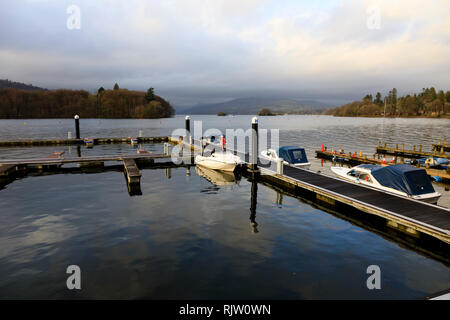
[{"left": 358, "top": 164, "right": 435, "bottom": 196}]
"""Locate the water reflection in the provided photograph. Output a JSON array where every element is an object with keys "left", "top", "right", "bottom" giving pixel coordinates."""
[
  {"left": 250, "top": 179, "right": 259, "bottom": 234},
  {"left": 195, "top": 166, "right": 239, "bottom": 186}
]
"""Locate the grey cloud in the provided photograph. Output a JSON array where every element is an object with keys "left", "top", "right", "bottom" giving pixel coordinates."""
[{"left": 0, "top": 0, "right": 449, "bottom": 107}]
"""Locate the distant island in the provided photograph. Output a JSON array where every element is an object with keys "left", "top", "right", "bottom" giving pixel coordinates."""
[
  {"left": 258, "top": 108, "right": 277, "bottom": 116},
  {"left": 182, "top": 97, "right": 332, "bottom": 115},
  {"left": 323, "top": 87, "right": 450, "bottom": 118},
  {"left": 0, "top": 80, "right": 174, "bottom": 119},
  {"left": 217, "top": 112, "right": 227, "bottom": 116}
]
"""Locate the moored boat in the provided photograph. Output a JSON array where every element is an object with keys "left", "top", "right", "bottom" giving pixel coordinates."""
[
  {"left": 409, "top": 157, "right": 449, "bottom": 169},
  {"left": 260, "top": 146, "right": 310, "bottom": 169},
  {"left": 195, "top": 151, "right": 243, "bottom": 172},
  {"left": 330, "top": 164, "right": 441, "bottom": 204}
]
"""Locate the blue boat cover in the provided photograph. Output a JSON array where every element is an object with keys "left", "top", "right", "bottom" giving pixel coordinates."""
[
  {"left": 357, "top": 164, "right": 435, "bottom": 196},
  {"left": 278, "top": 146, "right": 308, "bottom": 164}
]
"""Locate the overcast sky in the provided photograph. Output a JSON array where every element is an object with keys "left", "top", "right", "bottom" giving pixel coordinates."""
[{"left": 1, "top": 0, "right": 449, "bottom": 106}]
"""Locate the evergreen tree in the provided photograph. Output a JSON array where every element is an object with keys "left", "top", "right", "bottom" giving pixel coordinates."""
[
  {"left": 437, "top": 90, "right": 445, "bottom": 103},
  {"left": 375, "top": 92, "right": 382, "bottom": 105},
  {"left": 363, "top": 94, "right": 373, "bottom": 102},
  {"left": 113, "top": 83, "right": 119, "bottom": 90},
  {"left": 144, "top": 87, "right": 155, "bottom": 103},
  {"left": 429, "top": 87, "right": 437, "bottom": 100}
]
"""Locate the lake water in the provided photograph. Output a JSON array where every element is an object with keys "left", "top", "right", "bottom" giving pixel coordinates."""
[{"left": 0, "top": 115, "right": 449, "bottom": 299}]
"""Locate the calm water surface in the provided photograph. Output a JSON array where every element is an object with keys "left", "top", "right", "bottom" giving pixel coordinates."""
[{"left": 0, "top": 116, "right": 449, "bottom": 299}]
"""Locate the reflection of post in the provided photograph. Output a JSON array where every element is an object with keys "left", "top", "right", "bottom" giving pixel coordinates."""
[
  {"left": 76, "top": 145, "right": 81, "bottom": 157},
  {"left": 250, "top": 179, "right": 259, "bottom": 234},
  {"left": 165, "top": 167, "right": 171, "bottom": 179},
  {"left": 186, "top": 166, "right": 191, "bottom": 176},
  {"left": 276, "top": 191, "right": 283, "bottom": 206}
]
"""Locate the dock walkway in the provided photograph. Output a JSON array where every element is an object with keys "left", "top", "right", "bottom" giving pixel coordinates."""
[
  {"left": 0, "top": 153, "right": 170, "bottom": 166},
  {"left": 282, "top": 165, "right": 450, "bottom": 239}
]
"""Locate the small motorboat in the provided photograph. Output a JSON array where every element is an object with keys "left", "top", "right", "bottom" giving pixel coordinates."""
[
  {"left": 195, "top": 151, "right": 243, "bottom": 172},
  {"left": 409, "top": 157, "right": 449, "bottom": 169},
  {"left": 331, "top": 164, "right": 441, "bottom": 204},
  {"left": 260, "top": 146, "right": 310, "bottom": 169}
]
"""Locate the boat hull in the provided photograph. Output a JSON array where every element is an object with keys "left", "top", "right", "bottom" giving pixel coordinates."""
[
  {"left": 195, "top": 153, "right": 242, "bottom": 172},
  {"left": 196, "top": 159, "right": 238, "bottom": 172}
]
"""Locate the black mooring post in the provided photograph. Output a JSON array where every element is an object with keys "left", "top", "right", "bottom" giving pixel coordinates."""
[
  {"left": 251, "top": 116, "right": 258, "bottom": 171},
  {"left": 74, "top": 115, "right": 80, "bottom": 139},
  {"left": 185, "top": 115, "right": 191, "bottom": 143}
]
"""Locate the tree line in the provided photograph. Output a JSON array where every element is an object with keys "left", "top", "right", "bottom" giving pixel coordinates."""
[
  {"left": 323, "top": 87, "right": 450, "bottom": 117},
  {"left": 0, "top": 84, "right": 174, "bottom": 119}
]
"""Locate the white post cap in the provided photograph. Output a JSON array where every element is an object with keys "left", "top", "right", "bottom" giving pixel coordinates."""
[
  {"left": 74, "top": 115, "right": 80, "bottom": 119},
  {"left": 185, "top": 115, "right": 190, "bottom": 120},
  {"left": 252, "top": 116, "right": 258, "bottom": 124}
]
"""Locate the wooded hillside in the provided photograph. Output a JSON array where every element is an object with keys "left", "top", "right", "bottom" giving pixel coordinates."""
[
  {"left": 323, "top": 87, "right": 450, "bottom": 117},
  {"left": 0, "top": 86, "right": 174, "bottom": 119}
]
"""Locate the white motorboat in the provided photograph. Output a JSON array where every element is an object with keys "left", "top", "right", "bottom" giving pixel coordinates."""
[
  {"left": 260, "top": 146, "right": 310, "bottom": 169},
  {"left": 195, "top": 151, "right": 243, "bottom": 172},
  {"left": 330, "top": 164, "right": 441, "bottom": 204}
]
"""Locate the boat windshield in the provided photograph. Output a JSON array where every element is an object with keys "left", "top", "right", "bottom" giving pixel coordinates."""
[{"left": 282, "top": 148, "right": 308, "bottom": 164}]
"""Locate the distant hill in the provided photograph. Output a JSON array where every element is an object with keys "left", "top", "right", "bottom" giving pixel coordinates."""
[
  {"left": 0, "top": 79, "right": 47, "bottom": 91},
  {"left": 183, "top": 97, "right": 333, "bottom": 115},
  {"left": 322, "top": 87, "right": 450, "bottom": 118}
]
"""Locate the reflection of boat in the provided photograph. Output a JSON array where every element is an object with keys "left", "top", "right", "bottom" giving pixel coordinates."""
[
  {"left": 195, "top": 166, "right": 238, "bottom": 186},
  {"left": 195, "top": 151, "right": 243, "bottom": 172},
  {"left": 331, "top": 164, "right": 441, "bottom": 204},
  {"left": 260, "top": 146, "right": 310, "bottom": 169},
  {"left": 410, "top": 157, "right": 449, "bottom": 169}
]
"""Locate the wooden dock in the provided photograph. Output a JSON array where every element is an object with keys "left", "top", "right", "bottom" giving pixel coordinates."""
[
  {"left": 433, "top": 140, "right": 450, "bottom": 153},
  {"left": 0, "top": 136, "right": 168, "bottom": 147},
  {"left": 0, "top": 164, "right": 17, "bottom": 177},
  {"left": 0, "top": 153, "right": 170, "bottom": 167},
  {"left": 376, "top": 142, "right": 450, "bottom": 160},
  {"left": 123, "top": 159, "right": 141, "bottom": 184},
  {"left": 257, "top": 164, "right": 450, "bottom": 244}
]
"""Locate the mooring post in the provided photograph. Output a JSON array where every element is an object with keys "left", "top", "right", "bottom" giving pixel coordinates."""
[
  {"left": 74, "top": 115, "right": 80, "bottom": 139},
  {"left": 277, "top": 158, "right": 283, "bottom": 175},
  {"left": 185, "top": 116, "right": 191, "bottom": 145},
  {"left": 164, "top": 142, "right": 169, "bottom": 156},
  {"left": 250, "top": 117, "right": 259, "bottom": 172},
  {"left": 68, "top": 131, "right": 72, "bottom": 139}
]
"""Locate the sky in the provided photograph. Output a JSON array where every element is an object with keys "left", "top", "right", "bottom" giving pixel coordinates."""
[{"left": 1, "top": 0, "right": 449, "bottom": 107}]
